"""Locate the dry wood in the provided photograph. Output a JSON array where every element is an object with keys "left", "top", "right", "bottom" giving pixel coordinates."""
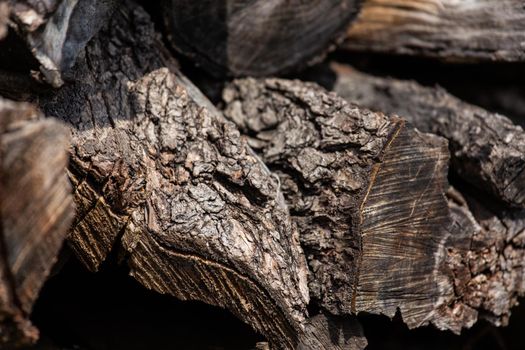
[
  {"left": 223, "top": 77, "right": 455, "bottom": 329},
  {"left": 327, "top": 63, "right": 525, "bottom": 208},
  {"left": 10, "top": 0, "right": 118, "bottom": 87},
  {"left": 35, "top": 2, "right": 366, "bottom": 348},
  {"left": 344, "top": 0, "right": 525, "bottom": 62},
  {"left": 223, "top": 77, "right": 525, "bottom": 334},
  {"left": 0, "top": 98, "right": 73, "bottom": 347},
  {"left": 162, "top": 0, "right": 363, "bottom": 77}
]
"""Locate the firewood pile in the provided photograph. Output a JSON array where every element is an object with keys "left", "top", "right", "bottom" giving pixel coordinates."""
[{"left": 0, "top": 1, "right": 524, "bottom": 349}]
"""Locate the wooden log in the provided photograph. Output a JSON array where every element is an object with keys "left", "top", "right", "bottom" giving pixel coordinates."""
[
  {"left": 344, "top": 0, "right": 525, "bottom": 62},
  {"left": 36, "top": 2, "right": 366, "bottom": 349},
  {"left": 326, "top": 63, "right": 525, "bottom": 208},
  {"left": 10, "top": 0, "right": 118, "bottom": 87},
  {"left": 161, "top": 0, "right": 363, "bottom": 77},
  {"left": 222, "top": 77, "right": 525, "bottom": 333},
  {"left": 223, "top": 77, "right": 455, "bottom": 329},
  {"left": 0, "top": 98, "right": 73, "bottom": 347}
]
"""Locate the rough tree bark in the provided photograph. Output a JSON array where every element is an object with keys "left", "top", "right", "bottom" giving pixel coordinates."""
[
  {"left": 34, "top": 2, "right": 367, "bottom": 349},
  {"left": 326, "top": 63, "right": 525, "bottom": 208},
  {"left": 222, "top": 78, "right": 525, "bottom": 334},
  {"left": 10, "top": 0, "right": 119, "bottom": 87},
  {"left": 344, "top": 0, "right": 525, "bottom": 62},
  {"left": 161, "top": 0, "right": 363, "bottom": 77},
  {"left": 0, "top": 98, "right": 73, "bottom": 347}
]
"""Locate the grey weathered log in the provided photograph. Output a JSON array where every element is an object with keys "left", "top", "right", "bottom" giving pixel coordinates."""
[
  {"left": 327, "top": 63, "right": 525, "bottom": 208},
  {"left": 344, "top": 0, "right": 525, "bottom": 62},
  {"left": 36, "top": 2, "right": 366, "bottom": 349},
  {"left": 223, "top": 77, "right": 525, "bottom": 334},
  {"left": 0, "top": 98, "right": 73, "bottom": 347},
  {"left": 161, "top": 0, "right": 363, "bottom": 77},
  {"left": 10, "top": 0, "right": 118, "bottom": 87}
]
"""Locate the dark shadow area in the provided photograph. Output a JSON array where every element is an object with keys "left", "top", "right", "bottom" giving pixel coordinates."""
[
  {"left": 359, "top": 301, "right": 525, "bottom": 350},
  {"left": 25, "top": 252, "right": 263, "bottom": 350}
]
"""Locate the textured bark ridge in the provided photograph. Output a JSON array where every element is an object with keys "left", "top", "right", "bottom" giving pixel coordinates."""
[
  {"left": 344, "top": 0, "right": 525, "bottom": 62},
  {"left": 223, "top": 78, "right": 455, "bottom": 329},
  {"left": 0, "top": 98, "right": 73, "bottom": 347},
  {"left": 37, "top": 3, "right": 366, "bottom": 349},
  {"left": 162, "top": 0, "right": 363, "bottom": 77},
  {"left": 329, "top": 63, "right": 525, "bottom": 208},
  {"left": 10, "top": 0, "right": 118, "bottom": 87},
  {"left": 441, "top": 187, "right": 525, "bottom": 333}
]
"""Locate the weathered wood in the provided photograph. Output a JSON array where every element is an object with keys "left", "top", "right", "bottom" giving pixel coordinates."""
[
  {"left": 36, "top": 2, "right": 366, "bottom": 349},
  {"left": 10, "top": 0, "right": 118, "bottom": 87},
  {"left": 162, "top": 0, "right": 363, "bottom": 77},
  {"left": 0, "top": 1, "right": 8, "bottom": 40},
  {"left": 223, "top": 77, "right": 455, "bottom": 329},
  {"left": 327, "top": 63, "right": 525, "bottom": 208},
  {"left": 344, "top": 0, "right": 525, "bottom": 62},
  {"left": 0, "top": 98, "right": 73, "bottom": 347},
  {"left": 222, "top": 77, "right": 525, "bottom": 334},
  {"left": 441, "top": 186, "right": 525, "bottom": 332}
]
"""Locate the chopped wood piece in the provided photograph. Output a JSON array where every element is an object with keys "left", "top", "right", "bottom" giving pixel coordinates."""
[
  {"left": 344, "top": 0, "right": 525, "bottom": 62},
  {"left": 162, "top": 0, "right": 363, "bottom": 77},
  {"left": 37, "top": 3, "right": 366, "bottom": 348},
  {"left": 439, "top": 187, "right": 525, "bottom": 333},
  {"left": 222, "top": 77, "right": 454, "bottom": 329},
  {"left": 0, "top": 98, "right": 73, "bottom": 347},
  {"left": 328, "top": 63, "right": 525, "bottom": 208},
  {"left": 10, "top": 0, "right": 118, "bottom": 87},
  {"left": 0, "top": 1, "right": 8, "bottom": 40}
]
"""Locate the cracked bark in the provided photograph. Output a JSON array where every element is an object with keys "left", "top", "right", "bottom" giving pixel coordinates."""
[
  {"left": 161, "top": 0, "right": 363, "bottom": 77},
  {"left": 35, "top": 2, "right": 366, "bottom": 349},
  {"left": 0, "top": 98, "right": 73, "bottom": 347},
  {"left": 222, "top": 77, "right": 525, "bottom": 334},
  {"left": 222, "top": 78, "right": 456, "bottom": 329},
  {"left": 344, "top": 0, "right": 525, "bottom": 62},
  {"left": 10, "top": 0, "right": 119, "bottom": 87},
  {"left": 327, "top": 63, "right": 525, "bottom": 208}
]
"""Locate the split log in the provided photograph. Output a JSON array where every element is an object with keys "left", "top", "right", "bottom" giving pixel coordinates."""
[
  {"left": 442, "top": 186, "right": 525, "bottom": 332},
  {"left": 326, "top": 63, "right": 525, "bottom": 208},
  {"left": 0, "top": 98, "right": 73, "bottom": 347},
  {"left": 161, "top": 0, "right": 363, "bottom": 77},
  {"left": 35, "top": 2, "right": 366, "bottom": 348},
  {"left": 222, "top": 78, "right": 460, "bottom": 329},
  {"left": 223, "top": 77, "right": 525, "bottom": 333},
  {"left": 344, "top": 0, "right": 525, "bottom": 62},
  {"left": 0, "top": 1, "right": 8, "bottom": 40},
  {"left": 10, "top": 0, "right": 118, "bottom": 87}
]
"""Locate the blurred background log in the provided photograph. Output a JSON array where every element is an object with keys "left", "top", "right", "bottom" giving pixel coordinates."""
[
  {"left": 0, "top": 99, "right": 73, "bottom": 347},
  {"left": 345, "top": 0, "right": 525, "bottom": 62}
]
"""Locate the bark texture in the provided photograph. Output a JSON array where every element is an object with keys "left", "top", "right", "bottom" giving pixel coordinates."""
[
  {"left": 223, "top": 78, "right": 457, "bottom": 329},
  {"left": 36, "top": 2, "right": 366, "bottom": 348},
  {"left": 0, "top": 98, "right": 73, "bottom": 347},
  {"left": 162, "top": 0, "right": 363, "bottom": 77},
  {"left": 328, "top": 63, "right": 525, "bottom": 208},
  {"left": 10, "top": 0, "right": 118, "bottom": 87},
  {"left": 223, "top": 77, "right": 525, "bottom": 334},
  {"left": 344, "top": 0, "right": 525, "bottom": 62}
]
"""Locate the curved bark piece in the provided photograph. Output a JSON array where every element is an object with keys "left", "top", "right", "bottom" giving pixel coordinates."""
[
  {"left": 328, "top": 63, "right": 525, "bottom": 208},
  {"left": 162, "top": 0, "right": 363, "bottom": 77},
  {"left": 11, "top": 0, "right": 119, "bottom": 87},
  {"left": 0, "top": 98, "right": 73, "bottom": 347},
  {"left": 344, "top": 0, "right": 525, "bottom": 62},
  {"left": 37, "top": 3, "right": 365, "bottom": 348},
  {"left": 223, "top": 78, "right": 453, "bottom": 329}
]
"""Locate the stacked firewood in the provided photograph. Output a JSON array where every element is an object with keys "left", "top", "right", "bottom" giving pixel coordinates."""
[{"left": 1, "top": 1, "right": 524, "bottom": 349}]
